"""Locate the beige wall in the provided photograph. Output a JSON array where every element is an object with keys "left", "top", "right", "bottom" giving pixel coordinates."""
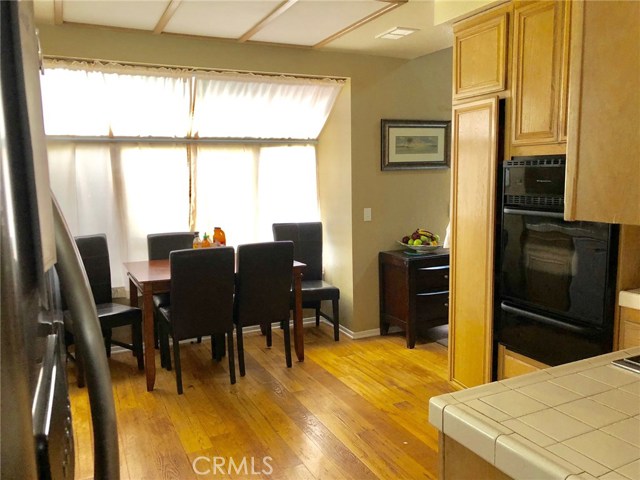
[{"left": 37, "top": 24, "right": 452, "bottom": 333}]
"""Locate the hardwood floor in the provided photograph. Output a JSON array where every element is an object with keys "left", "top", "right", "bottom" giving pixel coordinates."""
[{"left": 68, "top": 324, "right": 456, "bottom": 479}]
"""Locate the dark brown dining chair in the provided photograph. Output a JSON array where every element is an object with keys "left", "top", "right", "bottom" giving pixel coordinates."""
[
  {"left": 158, "top": 247, "right": 236, "bottom": 393},
  {"left": 272, "top": 222, "right": 340, "bottom": 341},
  {"left": 234, "top": 241, "right": 294, "bottom": 376},
  {"left": 147, "top": 231, "right": 198, "bottom": 346},
  {"left": 62, "top": 234, "right": 144, "bottom": 386}
]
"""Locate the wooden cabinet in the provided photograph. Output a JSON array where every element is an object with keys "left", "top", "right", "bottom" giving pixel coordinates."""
[
  {"left": 449, "top": 97, "right": 500, "bottom": 388},
  {"left": 453, "top": 5, "right": 510, "bottom": 100},
  {"left": 379, "top": 250, "right": 449, "bottom": 349},
  {"left": 496, "top": 344, "right": 549, "bottom": 380},
  {"left": 564, "top": 0, "right": 640, "bottom": 225},
  {"left": 618, "top": 308, "right": 640, "bottom": 350},
  {"left": 510, "top": 0, "right": 568, "bottom": 147}
]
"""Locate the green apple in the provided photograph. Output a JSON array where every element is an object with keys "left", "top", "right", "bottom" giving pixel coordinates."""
[
  {"left": 413, "top": 239, "right": 423, "bottom": 245},
  {"left": 408, "top": 239, "right": 415, "bottom": 245}
]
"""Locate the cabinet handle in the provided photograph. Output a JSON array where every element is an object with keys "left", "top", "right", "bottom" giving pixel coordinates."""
[
  {"left": 444, "top": 302, "right": 449, "bottom": 307},
  {"left": 444, "top": 274, "right": 449, "bottom": 279},
  {"left": 418, "top": 265, "right": 449, "bottom": 271}
]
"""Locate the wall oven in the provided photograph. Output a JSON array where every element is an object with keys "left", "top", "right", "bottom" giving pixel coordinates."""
[{"left": 494, "top": 155, "right": 618, "bottom": 369}]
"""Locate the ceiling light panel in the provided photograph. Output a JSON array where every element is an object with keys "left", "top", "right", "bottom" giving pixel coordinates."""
[
  {"left": 62, "top": 0, "right": 169, "bottom": 31},
  {"left": 375, "top": 26, "right": 419, "bottom": 39},
  {"left": 249, "top": 0, "right": 383, "bottom": 47},
  {"left": 164, "top": 0, "right": 281, "bottom": 39}
]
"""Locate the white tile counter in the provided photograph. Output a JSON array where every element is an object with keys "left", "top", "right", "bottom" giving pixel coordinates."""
[
  {"left": 620, "top": 289, "right": 640, "bottom": 311},
  {"left": 429, "top": 347, "right": 640, "bottom": 480}
]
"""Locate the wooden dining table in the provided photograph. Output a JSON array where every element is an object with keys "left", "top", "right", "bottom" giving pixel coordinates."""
[{"left": 124, "top": 258, "right": 306, "bottom": 392}]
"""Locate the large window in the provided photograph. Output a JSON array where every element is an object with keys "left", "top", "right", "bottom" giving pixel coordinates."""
[{"left": 41, "top": 61, "right": 343, "bottom": 286}]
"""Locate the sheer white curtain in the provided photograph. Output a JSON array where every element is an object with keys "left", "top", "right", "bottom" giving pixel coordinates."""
[
  {"left": 41, "top": 62, "right": 343, "bottom": 287},
  {"left": 43, "top": 65, "right": 192, "bottom": 287},
  {"left": 48, "top": 141, "right": 191, "bottom": 287},
  {"left": 193, "top": 144, "right": 319, "bottom": 244},
  {"left": 192, "top": 72, "right": 342, "bottom": 139},
  {"left": 190, "top": 72, "right": 337, "bottom": 244}
]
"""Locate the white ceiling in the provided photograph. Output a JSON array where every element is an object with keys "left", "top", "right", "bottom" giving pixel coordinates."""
[{"left": 33, "top": 0, "right": 454, "bottom": 60}]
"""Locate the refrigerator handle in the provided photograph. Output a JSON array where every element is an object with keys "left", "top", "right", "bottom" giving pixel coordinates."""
[{"left": 52, "top": 194, "right": 120, "bottom": 480}]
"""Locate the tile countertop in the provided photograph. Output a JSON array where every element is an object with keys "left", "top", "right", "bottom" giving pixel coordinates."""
[
  {"left": 619, "top": 289, "right": 640, "bottom": 311},
  {"left": 429, "top": 347, "right": 640, "bottom": 480}
]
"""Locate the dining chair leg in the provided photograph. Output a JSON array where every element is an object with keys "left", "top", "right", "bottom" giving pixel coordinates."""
[
  {"left": 283, "top": 319, "right": 292, "bottom": 368},
  {"left": 315, "top": 306, "right": 320, "bottom": 327},
  {"left": 132, "top": 322, "right": 144, "bottom": 370},
  {"left": 159, "top": 321, "right": 171, "bottom": 370},
  {"left": 104, "top": 328, "right": 112, "bottom": 357},
  {"left": 212, "top": 335, "right": 225, "bottom": 362},
  {"left": 236, "top": 325, "right": 245, "bottom": 377},
  {"left": 173, "top": 337, "right": 183, "bottom": 394},
  {"left": 332, "top": 299, "right": 340, "bottom": 341},
  {"left": 159, "top": 327, "right": 166, "bottom": 369},
  {"left": 153, "top": 312, "right": 160, "bottom": 349},
  {"left": 226, "top": 330, "right": 236, "bottom": 385},
  {"left": 266, "top": 323, "right": 272, "bottom": 348}
]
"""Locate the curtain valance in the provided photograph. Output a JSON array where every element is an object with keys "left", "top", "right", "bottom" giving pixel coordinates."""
[{"left": 40, "top": 60, "right": 344, "bottom": 140}]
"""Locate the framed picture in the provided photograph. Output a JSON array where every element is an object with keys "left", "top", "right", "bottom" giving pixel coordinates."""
[{"left": 381, "top": 119, "right": 451, "bottom": 171}]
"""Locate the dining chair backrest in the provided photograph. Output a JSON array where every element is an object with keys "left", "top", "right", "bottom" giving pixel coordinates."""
[
  {"left": 234, "top": 241, "right": 294, "bottom": 327},
  {"left": 272, "top": 223, "right": 322, "bottom": 280},
  {"left": 74, "top": 234, "right": 113, "bottom": 304},
  {"left": 147, "top": 232, "right": 196, "bottom": 260},
  {"left": 168, "top": 247, "right": 235, "bottom": 341}
]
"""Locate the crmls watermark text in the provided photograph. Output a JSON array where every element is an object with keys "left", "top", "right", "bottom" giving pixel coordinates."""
[{"left": 192, "top": 456, "right": 273, "bottom": 476}]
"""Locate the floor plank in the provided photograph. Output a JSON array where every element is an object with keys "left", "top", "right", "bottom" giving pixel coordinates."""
[{"left": 67, "top": 324, "right": 456, "bottom": 479}]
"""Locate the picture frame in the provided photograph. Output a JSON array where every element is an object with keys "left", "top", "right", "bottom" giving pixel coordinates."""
[{"left": 381, "top": 119, "right": 451, "bottom": 171}]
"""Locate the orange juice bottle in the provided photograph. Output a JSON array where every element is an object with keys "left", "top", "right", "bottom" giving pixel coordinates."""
[
  {"left": 201, "top": 232, "right": 212, "bottom": 248},
  {"left": 213, "top": 227, "right": 226, "bottom": 246}
]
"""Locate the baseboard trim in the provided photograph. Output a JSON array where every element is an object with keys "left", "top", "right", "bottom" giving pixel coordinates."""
[{"left": 108, "top": 317, "right": 393, "bottom": 356}]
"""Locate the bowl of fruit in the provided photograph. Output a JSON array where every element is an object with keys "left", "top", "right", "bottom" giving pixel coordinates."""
[{"left": 397, "top": 228, "right": 441, "bottom": 252}]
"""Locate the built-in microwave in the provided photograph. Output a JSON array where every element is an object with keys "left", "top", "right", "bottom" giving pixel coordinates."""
[{"left": 503, "top": 155, "right": 565, "bottom": 211}]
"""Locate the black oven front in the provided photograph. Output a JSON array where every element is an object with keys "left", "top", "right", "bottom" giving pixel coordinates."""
[{"left": 495, "top": 156, "right": 618, "bottom": 368}]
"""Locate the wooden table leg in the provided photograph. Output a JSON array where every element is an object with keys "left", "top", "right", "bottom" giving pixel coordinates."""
[
  {"left": 292, "top": 269, "right": 304, "bottom": 362},
  {"left": 130, "top": 278, "right": 156, "bottom": 392}
]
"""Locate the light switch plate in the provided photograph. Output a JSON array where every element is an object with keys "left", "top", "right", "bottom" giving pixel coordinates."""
[{"left": 364, "top": 208, "right": 372, "bottom": 221}]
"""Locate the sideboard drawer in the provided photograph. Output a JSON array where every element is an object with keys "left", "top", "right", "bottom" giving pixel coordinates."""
[
  {"left": 415, "top": 265, "right": 450, "bottom": 292},
  {"left": 416, "top": 291, "right": 449, "bottom": 323}
]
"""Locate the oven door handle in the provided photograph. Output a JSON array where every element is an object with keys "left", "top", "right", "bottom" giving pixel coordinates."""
[
  {"left": 503, "top": 208, "right": 564, "bottom": 219},
  {"left": 500, "top": 302, "right": 592, "bottom": 335}
]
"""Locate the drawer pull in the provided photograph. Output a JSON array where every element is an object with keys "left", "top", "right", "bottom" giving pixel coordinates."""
[
  {"left": 417, "top": 290, "right": 449, "bottom": 297},
  {"left": 418, "top": 265, "right": 449, "bottom": 271},
  {"left": 444, "top": 302, "right": 449, "bottom": 307},
  {"left": 444, "top": 274, "right": 449, "bottom": 279}
]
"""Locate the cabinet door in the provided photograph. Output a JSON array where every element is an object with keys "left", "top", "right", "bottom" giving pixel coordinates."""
[
  {"left": 449, "top": 97, "right": 499, "bottom": 388},
  {"left": 511, "top": 0, "right": 565, "bottom": 146},
  {"left": 496, "top": 344, "right": 549, "bottom": 380},
  {"left": 619, "top": 308, "right": 640, "bottom": 350},
  {"left": 565, "top": 0, "right": 640, "bottom": 225},
  {"left": 453, "top": 6, "right": 509, "bottom": 100}
]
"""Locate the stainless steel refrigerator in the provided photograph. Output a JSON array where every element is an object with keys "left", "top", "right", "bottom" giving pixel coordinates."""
[{"left": 1, "top": 1, "right": 119, "bottom": 478}]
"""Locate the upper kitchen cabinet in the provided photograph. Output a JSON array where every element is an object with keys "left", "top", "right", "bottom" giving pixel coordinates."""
[
  {"left": 452, "top": 4, "right": 510, "bottom": 101},
  {"left": 510, "top": 0, "right": 568, "bottom": 149},
  {"left": 565, "top": 0, "right": 640, "bottom": 225}
]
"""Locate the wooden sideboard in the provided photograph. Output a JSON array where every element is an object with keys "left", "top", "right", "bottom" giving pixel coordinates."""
[{"left": 379, "top": 249, "right": 450, "bottom": 348}]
